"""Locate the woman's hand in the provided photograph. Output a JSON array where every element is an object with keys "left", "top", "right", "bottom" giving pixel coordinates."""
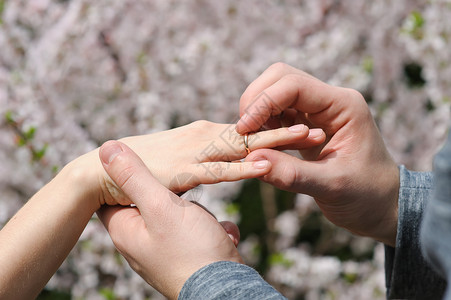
[
  {"left": 97, "top": 141, "right": 244, "bottom": 300},
  {"left": 90, "top": 120, "right": 324, "bottom": 207},
  {"left": 237, "top": 63, "right": 399, "bottom": 246}
]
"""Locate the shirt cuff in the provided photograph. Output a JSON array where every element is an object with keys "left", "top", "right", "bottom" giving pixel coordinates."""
[
  {"left": 384, "top": 166, "right": 446, "bottom": 299},
  {"left": 178, "top": 261, "right": 286, "bottom": 300}
]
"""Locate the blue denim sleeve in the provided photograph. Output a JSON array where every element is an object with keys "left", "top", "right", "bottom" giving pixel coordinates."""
[
  {"left": 384, "top": 166, "right": 446, "bottom": 299},
  {"left": 178, "top": 261, "right": 287, "bottom": 300},
  {"left": 421, "top": 130, "right": 451, "bottom": 299}
]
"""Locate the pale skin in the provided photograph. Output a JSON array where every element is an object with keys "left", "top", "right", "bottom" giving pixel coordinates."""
[
  {"left": 237, "top": 62, "right": 400, "bottom": 247},
  {"left": 0, "top": 120, "right": 324, "bottom": 299}
]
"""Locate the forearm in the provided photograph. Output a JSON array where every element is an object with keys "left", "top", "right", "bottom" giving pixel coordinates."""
[{"left": 0, "top": 152, "right": 101, "bottom": 299}]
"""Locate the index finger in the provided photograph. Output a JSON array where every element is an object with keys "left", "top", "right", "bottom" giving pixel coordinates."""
[
  {"left": 236, "top": 67, "right": 337, "bottom": 134},
  {"left": 239, "top": 63, "right": 305, "bottom": 116}
]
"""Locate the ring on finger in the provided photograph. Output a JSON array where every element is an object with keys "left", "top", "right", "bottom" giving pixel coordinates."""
[{"left": 244, "top": 133, "right": 251, "bottom": 154}]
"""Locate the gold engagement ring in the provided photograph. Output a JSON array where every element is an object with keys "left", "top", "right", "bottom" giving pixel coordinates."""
[{"left": 244, "top": 133, "right": 251, "bottom": 154}]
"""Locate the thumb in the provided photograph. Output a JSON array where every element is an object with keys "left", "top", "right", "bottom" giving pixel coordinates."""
[
  {"left": 245, "top": 149, "right": 327, "bottom": 197},
  {"left": 99, "top": 140, "right": 185, "bottom": 222}
]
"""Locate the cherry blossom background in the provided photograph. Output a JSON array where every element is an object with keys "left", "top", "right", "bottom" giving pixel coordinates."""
[{"left": 0, "top": 0, "right": 450, "bottom": 299}]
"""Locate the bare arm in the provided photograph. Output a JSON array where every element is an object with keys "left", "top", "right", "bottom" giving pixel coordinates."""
[
  {"left": 0, "top": 120, "right": 323, "bottom": 298},
  {"left": 0, "top": 153, "right": 100, "bottom": 299}
]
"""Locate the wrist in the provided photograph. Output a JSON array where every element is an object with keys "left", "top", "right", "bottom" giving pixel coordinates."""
[
  {"left": 331, "top": 162, "right": 399, "bottom": 247},
  {"left": 61, "top": 148, "right": 104, "bottom": 213},
  {"left": 358, "top": 162, "right": 399, "bottom": 247},
  {"left": 373, "top": 162, "right": 399, "bottom": 247}
]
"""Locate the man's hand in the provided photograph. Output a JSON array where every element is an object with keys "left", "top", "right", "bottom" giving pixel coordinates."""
[
  {"left": 237, "top": 63, "right": 399, "bottom": 246},
  {"left": 97, "top": 141, "right": 243, "bottom": 300}
]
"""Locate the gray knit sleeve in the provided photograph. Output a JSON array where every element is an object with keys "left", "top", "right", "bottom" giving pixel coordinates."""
[
  {"left": 384, "top": 166, "right": 446, "bottom": 299},
  {"left": 178, "top": 261, "right": 286, "bottom": 300}
]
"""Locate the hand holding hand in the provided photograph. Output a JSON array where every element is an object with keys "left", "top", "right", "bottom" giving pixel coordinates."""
[
  {"left": 237, "top": 63, "right": 399, "bottom": 246},
  {"left": 89, "top": 120, "right": 324, "bottom": 207},
  {"left": 97, "top": 141, "right": 243, "bottom": 299}
]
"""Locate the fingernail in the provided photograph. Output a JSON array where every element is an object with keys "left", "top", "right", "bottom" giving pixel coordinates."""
[
  {"left": 253, "top": 160, "right": 269, "bottom": 169},
  {"left": 228, "top": 234, "right": 238, "bottom": 247},
  {"left": 309, "top": 128, "right": 324, "bottom": 138},
  {"left": 101, "top": 142, "right": 123, "bottom": 165},
  {"left": 288, "top": 124, "right": 306, "bottom": 133}
]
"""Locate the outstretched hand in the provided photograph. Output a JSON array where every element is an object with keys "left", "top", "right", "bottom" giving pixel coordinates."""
[
  {"left": 71, "top": 119, "right": 324, "bottom": 209},
  {"left": 97, "top": 141, "right": 243, "bottom": 300},
  {"left": 237, "top": 63, "right": 399, "bottom": 246}
]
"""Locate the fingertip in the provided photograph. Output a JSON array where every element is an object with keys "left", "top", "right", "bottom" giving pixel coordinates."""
[
  {"left": 235, "top": 123, "right": 245, "bottom": 135},
  {"left": 287, "top": 124, "right": 307, "bottom": 134},
  {"left": 308, "top": 128, "right": 326, "bottom": 142},
  {"left": 220, "top": 221, "right": 240, "bottom": 247},
  {"left": 236, "top": 113, "right": 263, "bottom": 135},
  {"left": 235, "top": 115, "right": 250, "bottom": 135},
  {"left": 228, "top": 234, "right": 239, "bottom": 248}
]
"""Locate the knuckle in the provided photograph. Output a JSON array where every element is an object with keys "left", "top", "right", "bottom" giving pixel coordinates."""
[
  {"left": 343, "top": 88, "right": 365, "bottom": 103},
  {"left": 238, "top": 163, "right": 246, "bottom": 176},
  {"left": 190, "top": 120, "right": 212, "bottom": 129},
  {"left": 186, "top": 120, "right": 213, "bottom": 138},
  {"left": 266, "top": 162, "right": 299, "bottom": 191},
  {"left": 208, "top": 164, "right": 225, "bottom": 183},
  {"left": 283, "top": 165, "right": 301, "bottom": 190},
  {"left": 114, "top": 164, "right": 136, "bottom": 189},
  {"left": 340, "top": 88, "right": 372, "bottom": 118},
  {"left": 282, "top": 73, "right": 302, "bottom": 85},
  {"left": 268, "top": 62, "right": 289, "bottom": 73}
]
